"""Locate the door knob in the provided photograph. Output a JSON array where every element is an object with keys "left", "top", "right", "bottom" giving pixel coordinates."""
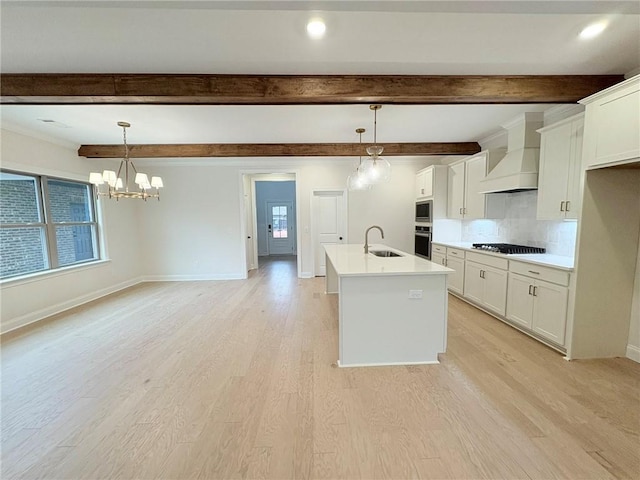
[{"left": 339, "top": 236, "right": 343, "bottom": 240}]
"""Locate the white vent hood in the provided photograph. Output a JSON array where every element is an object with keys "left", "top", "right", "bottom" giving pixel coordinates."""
[{"left": 479, "top": 112, "right": 544, "bottom": 194}]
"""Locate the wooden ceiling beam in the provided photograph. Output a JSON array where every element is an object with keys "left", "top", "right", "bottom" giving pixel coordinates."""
[
  {"left": 1, "top": 74, "right": 623, "bottom": 105},
  {"left": 78, "top": 142, "right": 481, "bottom": 158}
]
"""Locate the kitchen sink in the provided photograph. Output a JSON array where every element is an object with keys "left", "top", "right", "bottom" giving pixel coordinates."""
[{"left": 370, "top": 250, "right": 403, "bottom": 257}]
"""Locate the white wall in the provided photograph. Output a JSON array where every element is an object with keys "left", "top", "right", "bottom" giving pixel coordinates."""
[
  {"left": 628, "top": 238, "right": 640, "bottom": 362},
  {"left": 136, "top": 158, "right": 427, "bottom": 279},
  {"left": 0, "top": 129, "right": 142, "bottom": 333},
  {"left": 255, "top": 180, "right": 296, "bottom": 255}
]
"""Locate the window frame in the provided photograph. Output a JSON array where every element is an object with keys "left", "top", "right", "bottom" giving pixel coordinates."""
[{"left": 0, "top": 169, "right": 101, "bottom": 280}]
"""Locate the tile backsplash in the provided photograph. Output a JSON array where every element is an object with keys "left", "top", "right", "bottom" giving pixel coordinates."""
[{"left": 461, "top": 191, "right": 577, "bottom": 257}]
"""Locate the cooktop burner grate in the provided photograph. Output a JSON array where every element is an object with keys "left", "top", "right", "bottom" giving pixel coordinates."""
[{"left": 472, "top": 243, "right": 546, "bottom": 254}]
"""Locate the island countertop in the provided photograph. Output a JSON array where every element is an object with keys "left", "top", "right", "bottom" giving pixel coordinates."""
[{"left": 324, "top": 244, "right": 453, "bottom": 277}]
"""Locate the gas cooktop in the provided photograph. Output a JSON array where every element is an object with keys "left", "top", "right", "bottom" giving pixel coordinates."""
[{"left": 472, "top": 243, "right": 546, "bottom": 254}]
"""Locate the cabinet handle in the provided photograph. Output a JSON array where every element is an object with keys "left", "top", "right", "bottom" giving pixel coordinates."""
[
  {"left": 565, "top": 201, "right": 571, "bottom": 212},
  {"left": 421, "top": 188, "right": 424, "bottom": 194},
  {"left": 533, "top": 286, "right": 538, "bottom": 297},
  {"left": 560, "top": 201, "right": 565, "bottom": 212},
  {"left": 480, "top": 270, "right": 485, "bottom": 279},
  {"left": 444, "top": 259, "right": 448, "bottom": 266},
  {"left": 528, "top": 270, "right": 540, "bottom": 275},
  {"left": 528, "top": 285, "right": 533, "bottom": 295},
  {"left": 459, "top": 207, "right": 463, "bottom": 215}
]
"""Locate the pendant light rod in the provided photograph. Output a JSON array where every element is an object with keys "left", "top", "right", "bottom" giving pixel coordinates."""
[
  {"left": 356, "top": 127, "right": 365, "bottom": 165},
  {"left": 370, "top": 104, "right": 381, "bottom": 145}
]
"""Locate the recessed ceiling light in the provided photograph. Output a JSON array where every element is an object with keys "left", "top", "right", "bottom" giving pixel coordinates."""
[
  {"left": 306, "top": 19, "right": 326, "bottom": 39},
  {"left": 579, "top": 21, "right": 607, "bottom": 39}
]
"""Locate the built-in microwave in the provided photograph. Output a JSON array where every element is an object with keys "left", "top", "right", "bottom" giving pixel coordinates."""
[{"left": 416, "top": 200, "right": 433, "bottom": 223}]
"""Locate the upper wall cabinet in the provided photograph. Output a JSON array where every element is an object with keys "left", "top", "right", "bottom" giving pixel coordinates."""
[
  {"left": 537, "top": 114, "right": 584, "bottom": 220},
  {"left": 579, "top": 75, "right": 640, "bottom": 169},
  {"left": 416, "top": 167, "right": 434, "bottom": 199},
  {"left": 447, "top": 149, "right": 506, "bottom": 220}
]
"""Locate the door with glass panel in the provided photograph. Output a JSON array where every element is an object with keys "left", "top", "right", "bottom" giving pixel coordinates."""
[{"left": 266, "top": 201, "right": 295, "bottom": 255}]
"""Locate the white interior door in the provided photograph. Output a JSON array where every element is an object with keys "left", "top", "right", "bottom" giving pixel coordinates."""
[
  {"left": 267, "top": 201, "right": 295, "bottom": 255},
  {"left": 312, "top": 190, "right": 346, "bottom": 276}
]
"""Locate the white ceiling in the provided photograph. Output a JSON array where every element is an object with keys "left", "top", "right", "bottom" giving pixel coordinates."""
[{"left": 1, "top": 1, "right": 638, "bottom": 150}]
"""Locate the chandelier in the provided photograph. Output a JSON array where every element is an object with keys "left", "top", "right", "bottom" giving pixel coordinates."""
[
  {"left": 347, "top": 128, "right": 372, "bottom": 191},
  {"left": 89, "top": 122, "right": 163, "bottom": 200},
  {"left": 361, "top": 104, "right": 392, "bottom": 184}
]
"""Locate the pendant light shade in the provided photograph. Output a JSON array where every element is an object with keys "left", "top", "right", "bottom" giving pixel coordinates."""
[
  {"left": 347, "top": 128, "right": 372, "bottom": 191},
  {"left": 361, "top": 105, "right": 391, "bottom": 184}
]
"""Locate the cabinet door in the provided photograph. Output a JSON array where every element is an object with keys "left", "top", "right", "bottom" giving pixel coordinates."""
[
  {"left": 464, "top": 154, "right": 488, "bottom": 220},
  {"left": 463, "top": 261, "right": 483, "bottom": 304},
  {"left": 591, "top": 89, "right": 640, "bottom": 167},
  {"left": 482, "top": 265, "right": 508, "bottom": 316},
  {"left": 431, "top": 251, "right": 446, "bottom": 267},
  {"left": 565, "top": 120, "right": 584, "bottom": 220},
  {"left": 416, "top": 171, "right": 426, "bottom": 199},
  {"left": 447, "top": 162, "right": 465, "bottom": 219},
  {"left": 423, "top": 168, "right": 434, "bottom": 198},
  {"left": 447, "top": 256, "right": 465, "bottom": 296},
  {"left": 537, "top": 121, "right": 572, "bottom": 220},
  {"left": 506, "top": 273, "right": 534, "bottom": 329},
  {"left": 532, "top": 280, "right": 568, "bottom": 345}
]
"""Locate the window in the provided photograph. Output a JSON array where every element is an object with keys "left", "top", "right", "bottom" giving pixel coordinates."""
[
  {"left": 271, "top": 205, "right": 288, "bottom": 238},
  {"left": 0, "top": 170, "right": 100, "bottom": 280}
]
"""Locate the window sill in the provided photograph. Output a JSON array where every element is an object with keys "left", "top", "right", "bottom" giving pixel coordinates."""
[{"left": 0, "top": 259, "right": 112, "bottom": 289}]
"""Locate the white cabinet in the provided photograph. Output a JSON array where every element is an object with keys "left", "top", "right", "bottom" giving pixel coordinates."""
[
  {"left": 447, "top": 150, "right": 506, "bottom": 220},
  {"left": 463, "top": 252, "right": 508, "bottom": 316},
  {"left": 447, "top": 162, "right": 465, "bottom": 218},
  {"left": 506, "top": 261, "right": 570, "bottom": 346},
  {"left": 579, "top": 75, "right": 640, "bottom": 169},
  {"left": 537, "top": 114, "right": 584, "bottom": 220},
  {"left": 446, "top": 251, "right": 465, "bottom": 296},
  {"left": 416, "top": 167, "right": 434, "bottom": 199},
  {"left": 431, "top": 244, "right": 464, "bottom": 295}
]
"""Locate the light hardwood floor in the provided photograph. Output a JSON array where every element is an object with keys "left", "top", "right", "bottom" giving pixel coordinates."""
[{"left": 2, "top": 256, "right": 639, "bottom": 479}]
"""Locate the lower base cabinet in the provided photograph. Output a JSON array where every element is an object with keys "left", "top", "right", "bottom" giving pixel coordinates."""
[
  {"left": 446, "top": 255, "right": 465, "bottom": 296},
  {"left": 464, "top": 260, "right": 508, "bottom": 316},
  {"left": 432, "top": 244, "right": 465, "bottom": 296},
  {"left": 506, "top": 264, "right": 569, "bottom": 346}
]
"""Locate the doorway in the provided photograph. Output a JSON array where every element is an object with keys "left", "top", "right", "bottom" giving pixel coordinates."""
[{"left": 241, "top": 173, "right": 299, "bottom": 277}]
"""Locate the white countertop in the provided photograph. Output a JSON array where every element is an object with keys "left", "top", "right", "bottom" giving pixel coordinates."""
[
  {"left": 324, "top": 244, "right": 453, "bottom": 277},
  {"left": 432, "top": 241, "right": 574, "bottom": 270}
]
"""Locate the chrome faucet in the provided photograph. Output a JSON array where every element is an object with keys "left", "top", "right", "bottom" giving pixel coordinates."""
[{"left": 364, "top": 225, "right": 384, "bottom": 254}]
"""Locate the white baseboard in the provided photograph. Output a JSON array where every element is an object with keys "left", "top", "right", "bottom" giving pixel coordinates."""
[
  {"left": 142, "top": 273, "right": 246, "bottom": 282},
  {"left": 626, "top": 344, "right": 640, "bottom": 363},
  {"left": 299, "top": 272, "right": 314, "bottom": 279},
  {"left": 1, "top": 277, "right": 144, "bottom": 335},
  {"left": 337, "top": 359, "right": 439, "bottom": 368}
]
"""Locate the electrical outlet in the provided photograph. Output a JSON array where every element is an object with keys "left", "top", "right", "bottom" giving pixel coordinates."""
[{"left": 409, "top": 289, "right": 423, "bottom": 299}]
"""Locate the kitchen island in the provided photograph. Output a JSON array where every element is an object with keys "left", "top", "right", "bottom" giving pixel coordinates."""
[{"left": 324, "top": 244, "right": 453, "bottom": 367}]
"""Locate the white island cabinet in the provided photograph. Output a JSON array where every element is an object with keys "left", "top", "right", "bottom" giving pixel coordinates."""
[{"left": 324, "top": 244, "right": 452, "bottom": 367}]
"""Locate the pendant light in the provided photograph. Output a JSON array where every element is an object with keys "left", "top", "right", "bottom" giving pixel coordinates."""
[
  {"left": 347, "top": 128, "right": 372, "bottom": 191},
  {"left": 361, "top": 104, "right": 392, "bottom": 184}
]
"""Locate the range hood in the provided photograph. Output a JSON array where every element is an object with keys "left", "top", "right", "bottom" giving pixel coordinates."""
[{"left": 479, "top": 112, "right": 544, "bottom": 194}]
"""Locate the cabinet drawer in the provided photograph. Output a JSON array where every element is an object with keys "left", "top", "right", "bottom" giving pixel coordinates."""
[
  {"left": 509, "top": 261, "right": 569, "bottom": 286},
  {"left": 432, "top": 244, "right": 447, "bottom": 254},
  {"left": 446, "top": 248, "right": 466, "bottom": 259},
  {"left": 465, "top": 251, "right": 508, "bottom": 270}
]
